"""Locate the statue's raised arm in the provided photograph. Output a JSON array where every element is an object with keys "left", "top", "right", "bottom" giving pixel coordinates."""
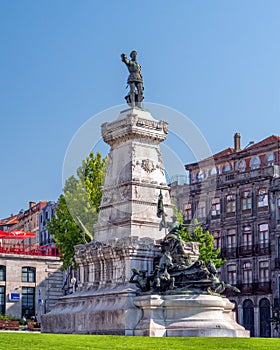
[
  {"left": 121, "top": 50, "right": 144, "bottom": 108},
  {"left": 121, "top": 53, "right": 129, "bottom": 65}
]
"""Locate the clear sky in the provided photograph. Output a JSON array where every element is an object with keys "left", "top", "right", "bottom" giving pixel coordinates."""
[{"left": 0, "top": 0, "right": 279, "bottom": 218}]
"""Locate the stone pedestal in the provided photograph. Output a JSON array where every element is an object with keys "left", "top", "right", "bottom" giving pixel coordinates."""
[
  {"left": 41, "top": 236, "right": 199, "bottom": 334},
  {"left": 42, "top": 108, "right": 176, "bottom": 334},
  {"left": 133, "top": 294, "right": 250, "bottom": 337},
  {"left": 41, "top": 285, "right": 140, "bottom": 335},
  {"left": 95, "top": 107, "right": 173, "bottom": 243}
]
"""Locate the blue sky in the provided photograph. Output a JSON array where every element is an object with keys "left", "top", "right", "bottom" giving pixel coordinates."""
[{"left": 0, "top": 0, "right": 279, "bottom": 218}]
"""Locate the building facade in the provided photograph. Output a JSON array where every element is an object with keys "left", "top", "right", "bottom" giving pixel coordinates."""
[
  {"left": 0, "top": 201, "right": 63, "bottom": 320},
  {"left": 39, "top": 201, "right": 57, "bottom": 247},
  {"left": 0, "top": 253, "right": 63, "bottom": 320},
  {"left": 9, "top": 201, "right": 48, "bottom": 246},
  {"left": 171, "top": 134, "right": 280, "bottom": 337}
]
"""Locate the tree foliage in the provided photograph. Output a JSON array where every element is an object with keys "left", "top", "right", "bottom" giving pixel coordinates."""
[
  {"left": 179, "top": 219, "right": 225, "bottom": 268},
  {"left": 47, "top": 152, "right": 107, "bottom": 270},
  {"left": 172, "top": 206, "right": 225, "bottom": 268},
  {"left": 47, "top": 195, "right": 87, "bottom": 270}
]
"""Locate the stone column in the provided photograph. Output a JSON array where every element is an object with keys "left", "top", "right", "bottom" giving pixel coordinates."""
[{"left": 95, "top": 107, "right": 173, "bottom": 243}]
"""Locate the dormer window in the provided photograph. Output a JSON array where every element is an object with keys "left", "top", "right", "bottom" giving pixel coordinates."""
[
  {"left": 236, "top": 159, "right": 246, "bottom": 172},
  {"left": 210, "top": 167, "right": 217, "bottom": 176},
  {"left": 223, "top": 162, "right": 231, "bottom": 173},
  {"left": 250, "top": 156, "right": 261, "bottom": 170},
  {"left": 265, "top": 152, "right": 275, "bottom": 166},
  {"left": 197, "top": 170, "right": 204, "bottom": 182}
]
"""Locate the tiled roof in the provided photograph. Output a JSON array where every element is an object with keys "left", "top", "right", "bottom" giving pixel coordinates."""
[
  {"left": 0, "top": 214, "right": 20, "bottom": 226},
  {"left": 185, "top": 134, "right": 280, "bottom": 169},
  {"left": 244, "top": 135, "right": 280, "bottom": 151}
]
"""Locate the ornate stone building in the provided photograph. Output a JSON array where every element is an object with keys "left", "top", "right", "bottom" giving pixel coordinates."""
[{"left": 171, "top": 133, "right": 280, "bottom": 337}]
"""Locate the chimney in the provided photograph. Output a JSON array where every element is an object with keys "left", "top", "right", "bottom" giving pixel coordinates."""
[
  {"left": 29, "top": 201, "right": 36, "bottom": 209},
  {"left": 234, "top": 132, "right": 241, "bottom": 152}
]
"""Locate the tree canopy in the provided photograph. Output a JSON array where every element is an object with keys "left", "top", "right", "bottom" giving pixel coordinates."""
[
  {"left": 47, "top": 152, "right": 107, "bottom": 270},
  {"left": 172, "top": 207, "right": 225, "bottom": 268},
  {"left": 179, "top": 220, "right": 225, "bottom": 268}
]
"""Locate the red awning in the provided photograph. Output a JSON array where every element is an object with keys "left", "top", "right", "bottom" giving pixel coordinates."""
[
  {"left": 0, "top": 230, "right": 36, "bottom": 240},
  {"left": 0, "top": 230, "right": 8, "bottom": 238}
]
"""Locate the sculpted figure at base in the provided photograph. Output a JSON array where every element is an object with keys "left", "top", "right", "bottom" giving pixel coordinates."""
[
  {"left": 130, "top": 221, "right": 240, "bottom": 295},
  {"left": 121, "top": 50, "right": 144, "bottom": 107},
  {"left": 130, "top": 269, "right": 151, "bottom": 292}
]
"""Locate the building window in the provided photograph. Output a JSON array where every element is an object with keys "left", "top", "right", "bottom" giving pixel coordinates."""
[
  {"left": 258, "top": 188, "right": 268, "bottom": 208},
  {"left": 0, "top": 266, "right": 6, "bottom": 281},
  {"left": 227, "top": 264, "right": 237, "bottom": 285},
  {"left": 242, "top": 226, "right": 252, "bottom": 247},
  {"left": 183, "top": 203, "right": 192, "bottom": 221},
  {"left": 22, "top": 267, "right": 36, "bottom": 283},
  {"left": 213, "top": 230, "right": 221, "bottom": 250},
  {"left": 259, "top": 261, "right": 269, "bottom": 282},
  {"left": 223, "top": 162, "right": 231, "bottom": 173},
  {"left": 0, "top": 286, "right": 5, "bottom": 314},
  {"left": 259, "top": 224, "right": 269, "bottom": 246},
  {"left": 265, "top": 152, "right": 275, "bottom": 166},
  {"left": 243, "top": 262, "right": 252, "bottom": 284},
  {"left": 242, "top": 226, "right": 252, "bottom": 246},
  {"left": 210, "top": 167, "right": 217, "bottom": 176},
  {"left": 227, "top": 229, "right": 236, "bottom": 247},
  {"left": 226, "top": 194, "right": 236, "bottom": 213},
  {"left": 250, "top": 156, "right": 261, "bottom": 170},
  {"left": 22, "top": 287, "right": 35, "bottom": 319},
  {"left": 197, "top": 170, "right": 204, "bottom": 182},
  {"left": 241, "top": 191, "right": 252, "bottom": 211},
  {"left": 236, "top": 159, "right": 246, "bottom": 172},
  {"left": 196, "top": 201, "right": 206, "bottom": 218},
  {"left": 211, "top": 198, "right": 220, "bottom": 217}
]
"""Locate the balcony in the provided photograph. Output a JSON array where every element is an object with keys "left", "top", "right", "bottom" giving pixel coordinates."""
[
  {"left": 254, "top": 243, "right": 270, "bottom": 256},
  {"left": 253, "top": 281, "right": 271, "bottom": 293},
  {"left": 211, "top": 214, "right": 220, "bottom": 220},
  {"left": 238, "top": 245, "right": 253, "bottom": 257},
  {"left": 239, "top": 283, "right": 253, "bottom": 294},
  {"left": 0, "top": 242, "right": 59, "bottom": 257},
  {"left": 221, "top": 247, "right": 237, "bottom": 259},
  {"left": 217, "top": 165, "right": 280, "bottom": 187}
]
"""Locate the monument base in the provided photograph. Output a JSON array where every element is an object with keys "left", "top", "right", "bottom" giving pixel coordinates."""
[
  {"left": 41, "top": 284, "right": 140, "bottom": 335},
  {"left": 133, "top": 293, "right": 250, "bottom": 337}
]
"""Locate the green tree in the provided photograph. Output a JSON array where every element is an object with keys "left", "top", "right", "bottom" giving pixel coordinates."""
[
  {"left": 179, "top": 219, "right": 225, "bottom": 268},
  {"left": 47, "top": 152, "right": 107, "bottom": 270},
  {"left": 47, "top": 194, "right": 87, "bottom": 270}
]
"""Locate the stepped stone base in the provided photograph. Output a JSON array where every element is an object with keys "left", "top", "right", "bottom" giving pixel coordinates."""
[
  {"left": 41, "top": 284, "right": 140, "bottom": 335},
  {"left": 133, "top": 293, "right": 250, "bottom": 337}
]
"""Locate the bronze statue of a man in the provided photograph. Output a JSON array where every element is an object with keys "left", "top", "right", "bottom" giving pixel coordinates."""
[{"left": 121, "top": 50, "right": 144, "bottom": 107}]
